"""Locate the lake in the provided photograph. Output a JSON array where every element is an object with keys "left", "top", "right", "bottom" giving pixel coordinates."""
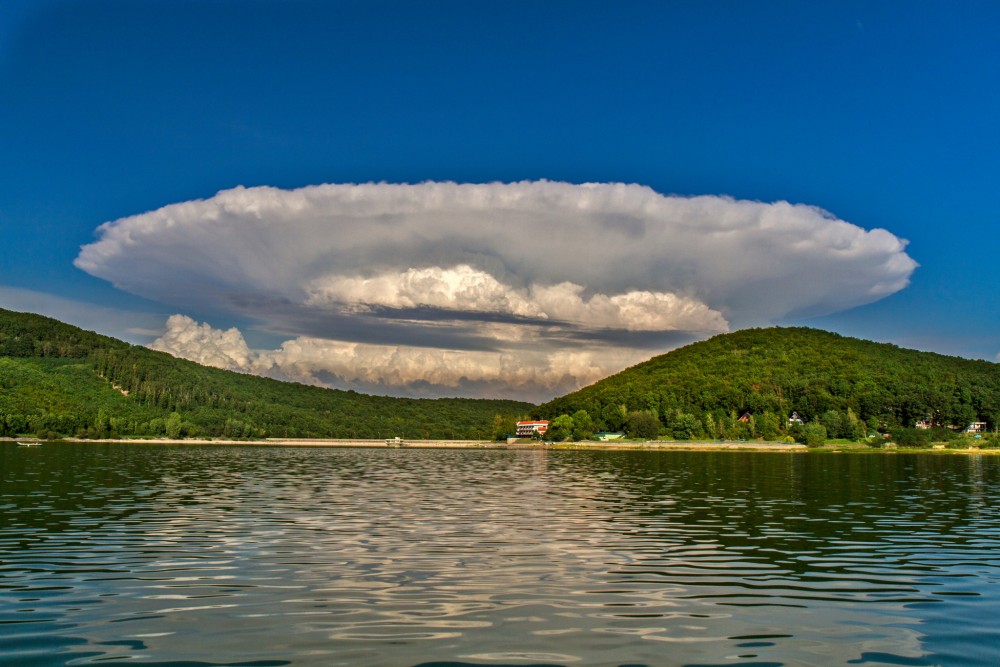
[{"left": 2, "top": 444, "right": 999, "bottom": 666}]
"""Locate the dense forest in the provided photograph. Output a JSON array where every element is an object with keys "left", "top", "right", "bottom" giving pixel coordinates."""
[
  {"left": 5, "top": 310, "right": 999, "bottom": 445},
  {"left": 536, "top": 327, "right": 1000, "bottom": 443},
  {"left": 0, "top": 309, "right": 531, "bottom": 439}
]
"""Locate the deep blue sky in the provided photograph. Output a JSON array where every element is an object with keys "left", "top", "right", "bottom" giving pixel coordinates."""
[{"left": 1, "top": 0, "right": 998, "bottom": 380}]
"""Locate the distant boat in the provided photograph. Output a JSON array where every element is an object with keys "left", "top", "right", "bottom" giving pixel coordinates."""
[{"left": 17, "top": 441, "right": 41, "bottom": 447}]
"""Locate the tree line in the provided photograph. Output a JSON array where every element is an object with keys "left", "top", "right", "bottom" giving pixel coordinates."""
[
  {"left": 0, "top": 309, "right": 532, "bottom": 440},
  {"left": 536, "top": 327, "right": 1000, "bottom": 444}
]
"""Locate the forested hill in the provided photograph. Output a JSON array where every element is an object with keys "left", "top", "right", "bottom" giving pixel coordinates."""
[
  {"left": 536, "top": 327, "right": 1000, "bottom": 437},
  {"left": 0, "top": 308, "right": 531, "bottom": 439}
]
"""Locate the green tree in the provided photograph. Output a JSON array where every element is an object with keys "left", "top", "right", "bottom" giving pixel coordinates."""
[
  {"left": 703, "top": 412, "right": 718, "bottom": 439},
  {"left": 626, "top": 411, "right": 661, "bottom": 439},
  {"left": 165, "top": 412, "right": 183, "bottom": 439},
  {"left": 93, "top": 408, "right": 111, "bottom": 437},
  {"left": 846, "top": 408, "right": 866, "bottom": 441},
  {"left": 758, "top": 411, "right": 781, "bottom": 441},
  {"left": 601, "top": 403, "right": 628, "bottom": 431},
  {"left": 491, "top": 414, "right": 518, "bottom": 441},
  {"left": 546, "top": 414, "right": 575, "bottom": 442},
  {"left": 671, "top": 412, "right": 701, "bottom": 440},
  {"left": 821, "top": 410, "right": 845, "bottom": 438},
  {"left": 571, "top": 410, "right": 594, "bottom": 441},
  {"left": 717, "top": 413, "right": 736, "bottom": 440}
]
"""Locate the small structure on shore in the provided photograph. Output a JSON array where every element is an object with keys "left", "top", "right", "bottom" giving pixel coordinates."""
[
  {"left": 516, "top": 420, "right": 549, "bottom": 437},
  {"left": 788, "top": 411, "right": 804, "bottom": 427}
]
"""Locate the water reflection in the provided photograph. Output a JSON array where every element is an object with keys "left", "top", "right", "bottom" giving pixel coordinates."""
[{"left": 2, "top": 445, "right": 999, "bottom": 665}]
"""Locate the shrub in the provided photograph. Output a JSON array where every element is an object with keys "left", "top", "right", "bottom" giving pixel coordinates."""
[
  {"left": 890, "top": 427, "right": 930, "bottom": 448},
  {"left": 801, "top": 422, "right": 828, "bottom": 447}
]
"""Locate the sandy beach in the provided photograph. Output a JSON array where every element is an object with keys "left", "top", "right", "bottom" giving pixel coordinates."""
[{"left": 8, "top": 437, "right": 1000, "bottom": 453}]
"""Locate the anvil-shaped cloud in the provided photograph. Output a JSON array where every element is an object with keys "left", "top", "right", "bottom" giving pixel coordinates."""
[{"left": 76, "top": 181, "right": 916, "bottom": 400}]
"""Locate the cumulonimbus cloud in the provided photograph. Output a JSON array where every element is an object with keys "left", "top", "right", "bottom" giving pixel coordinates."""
[{"left": 77, "top": 180, "right": 917, "bottom": 398}]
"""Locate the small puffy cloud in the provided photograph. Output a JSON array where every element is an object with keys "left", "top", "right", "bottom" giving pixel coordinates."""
[
  {"left": 76, "top": 180, "right": 917, "bottom": 398},
  {"left": 149, "top": 314, "right": 254, "bottom": 371}
]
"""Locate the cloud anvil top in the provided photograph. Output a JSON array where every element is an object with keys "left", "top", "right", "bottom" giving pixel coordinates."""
[{"left": 75, "top": 181, "right": 916, "bottom": 400}]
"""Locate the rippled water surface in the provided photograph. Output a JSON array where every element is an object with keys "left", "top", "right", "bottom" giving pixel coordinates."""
[{"left": 3, "top": 444, "right": 1000, "bottom": 666}]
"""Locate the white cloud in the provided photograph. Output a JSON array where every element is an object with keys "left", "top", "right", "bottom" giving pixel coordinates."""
[
  {"left": 306, "top": 264, "right": 728, "bottom": 332},
  {"left": 148, "top": 314, "right": 254, "bottom": 371},
  {"left": 75, "top": 180, "right": 917, "bottom": 398},
  {"left": 149, "top": 314, "right": 646, "bottom": 401},
  {"left": 527, "top": 281, "right": 728, "bottom": 332},
  {"left": 306, "top": 265, "right": 541, "bottom": 317},
  {"left": 75, "top": 181, "right": 915, "bottom": 328}
]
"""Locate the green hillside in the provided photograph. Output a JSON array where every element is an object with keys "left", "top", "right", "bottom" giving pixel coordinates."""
[
  {"left": 0, "top": 309, "right": 531, "bottom": 439},
  {"left": 536, "top": 327, "right": 1000, "bottom": 441}
]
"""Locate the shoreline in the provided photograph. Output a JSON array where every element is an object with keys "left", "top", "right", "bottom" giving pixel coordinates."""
[
  {"left": 3, "top": 436, "right": 804, "bottom": 450},
  {"left": 4, "top": 437, "right": 997, "bottom": 454}
]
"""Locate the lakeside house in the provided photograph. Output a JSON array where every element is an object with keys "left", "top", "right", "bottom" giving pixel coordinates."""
[
  {"left": 788, "top": 411, "right": 804, "bottom": 427},
  {"left": 516, "top": 420, "right": 549, "bottom": 437},
  {"left": 966, "top": 422, "right": 988, "bottom": 434}
]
